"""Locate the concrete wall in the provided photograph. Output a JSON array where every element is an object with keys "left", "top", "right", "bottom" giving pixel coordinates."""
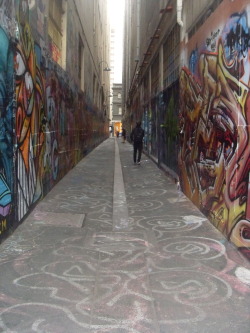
[
  {"left": 0, "top": 0, "right": 109, "bottom": 240},
  {"left": 179, "top": 0, "right": 250, "bottom": 255}
]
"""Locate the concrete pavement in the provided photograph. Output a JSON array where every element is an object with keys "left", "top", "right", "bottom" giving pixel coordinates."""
[{"left": 0, "top": 138, "right": 250, "bottom": 333}]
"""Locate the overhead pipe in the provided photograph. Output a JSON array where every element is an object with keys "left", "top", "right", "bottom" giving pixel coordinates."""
[
  {"left": 127, "top": 0, "right": 140, "bottom": 102},
  {"left": 136, "top": 0, "right": 140, "bottom": 61}
]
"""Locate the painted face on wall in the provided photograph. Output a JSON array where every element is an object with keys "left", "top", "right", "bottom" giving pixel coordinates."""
[{"left": 179, "top": 10, "right": 250, "bottom": 249}]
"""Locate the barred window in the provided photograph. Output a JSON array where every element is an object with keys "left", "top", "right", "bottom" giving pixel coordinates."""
[
  {"left": 151, "top": 55, "right": 159, "bottom": 95},
  {"left": 163, "top": 24, "right": 180, "bottom": 88}
]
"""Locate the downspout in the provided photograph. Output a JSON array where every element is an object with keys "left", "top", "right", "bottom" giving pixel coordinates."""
[
  {"left": 136, "top": 0, "right": 140, "bottom": 61},
  {"left": 127, "top": 0, "right": 140, "bottom": 103},
  {"left": 177, "top": 0, "right": 183, "bottom": 26}
]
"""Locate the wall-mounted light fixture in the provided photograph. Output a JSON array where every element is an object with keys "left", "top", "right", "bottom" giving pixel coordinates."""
[
  {"left": 99, "top": 60, "right": 111, "bottom": 71},
  {"left": 104, "top": 66, "right": 111, "bottom": 72}
]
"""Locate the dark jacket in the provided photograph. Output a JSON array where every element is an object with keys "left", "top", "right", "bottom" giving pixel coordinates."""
[{"left": 130, "top": 124, "right": 144, "bottom": 143}]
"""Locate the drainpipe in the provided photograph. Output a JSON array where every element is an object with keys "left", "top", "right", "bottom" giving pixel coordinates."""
[
  {"left": 136, "top": 0, "right": 140, "bottom": 61},
  {"left": 177, "top": 0, "right": 183, "bottom": 26}
]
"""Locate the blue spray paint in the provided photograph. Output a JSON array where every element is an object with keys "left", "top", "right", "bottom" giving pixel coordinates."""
[{"left": 0, "top": 27, "right": 14, "bottom": 216}]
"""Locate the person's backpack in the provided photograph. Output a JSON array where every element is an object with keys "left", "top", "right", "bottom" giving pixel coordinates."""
[{"left": 133, "top": 127, "right": 144, "bottom": 143}]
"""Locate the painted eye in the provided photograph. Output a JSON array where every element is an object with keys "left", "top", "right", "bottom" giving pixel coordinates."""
[{"left": 15, "top": 52, "right": 26, "bottom": 76}]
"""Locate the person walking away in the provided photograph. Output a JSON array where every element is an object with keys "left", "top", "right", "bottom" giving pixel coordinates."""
[
  {"left": 130, "top": 121, "right": 144, "bottom": 165},
  {"left": 122, "top": 128, "right": 126, "bottom": 143},
  {"left": 116, "top": 131, "right": 119, "bottom": 138}
]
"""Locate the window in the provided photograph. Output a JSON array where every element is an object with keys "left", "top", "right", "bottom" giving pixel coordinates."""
[
  {"left": 118, "top": 107, "right": 122, "bottom": 115},
  {"left": 143, "top": 74, "right": 149, "bottom": 102},
  {"left": 48, "top": 0, "right": 66, "bottom": 67},
  {"left": 151, "top": 56, "right": 159, "bottom": 94},
  {"left": 163, "top": 24, "right": 180, "bottom": 88},
  {"left": 118, "top": 93, "right": 121, "bottom": 99},
  {"left": 78, "top": 36, "right": 84, "bottom": 91}
]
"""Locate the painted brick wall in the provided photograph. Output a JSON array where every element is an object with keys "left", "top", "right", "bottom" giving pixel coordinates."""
[
  {"left": 0, "top": 0, "right": 108, "bottom": 240},
  {"left": 179, "top": 0, "right": 250, "bottom": 256}
]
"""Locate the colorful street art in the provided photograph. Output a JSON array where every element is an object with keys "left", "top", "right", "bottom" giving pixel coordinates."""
[
  {"left": 15, "top": 2, "right": 45, "bottom": 221},
  {"left": 0, "top": 4, "right": 15, "bottom": 235},
  {"left": 0, "top": 0, "right": 108, "bottom": 240},
  {"left": 179, "top": 1, "right": 250, "bottom": 253}
]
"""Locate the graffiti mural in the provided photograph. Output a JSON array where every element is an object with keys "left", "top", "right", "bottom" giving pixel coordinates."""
[
  {"left": 15, "top": 1, "right": 45, "bottom": 221},
  {"left": 0, "top": 3, "right": 15, "bottom": 235},
  {"left": 0, "top": 0, "right": 108, "bottom": 240},
  {"left": 179, "top": 1, "right": 250, "bottom": 254}
]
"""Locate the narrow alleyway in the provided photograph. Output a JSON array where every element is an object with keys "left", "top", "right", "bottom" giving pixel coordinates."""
[{"left": 0, "top": 138, "right": 249, "bottom": 333}]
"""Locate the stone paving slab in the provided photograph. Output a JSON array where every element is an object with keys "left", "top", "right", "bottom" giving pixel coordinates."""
[{"left": 25, "top": 210, "right": 86, "bottom": 228}]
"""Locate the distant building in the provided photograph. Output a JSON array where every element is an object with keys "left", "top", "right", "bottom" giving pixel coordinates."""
[
  {"left": 112, "top": 83, "right": 123, "bottom": 135},
  {"left": 108, "top": 2, "right": 124, "bottom": 130},
  {"left": 110, "top": 28, "right": 116, "bottom": 89},
  {"left": 108, "top": 27, "right": 116, "bottom": 125}
]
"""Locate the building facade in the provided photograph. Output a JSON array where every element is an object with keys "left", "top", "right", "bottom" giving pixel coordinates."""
[
  {"left": 108, "top": 2, "right": 124, "bottom": 134},
  {"left": 0, "top": 0, "right": 110, "bottom": 241},
  {"left": 112, "top": 83, "right": 123, "bottom": 135},
  {"left": 123, "top": 0, "right": 180, "bottom": 165},
  {"left": 123, "top": 0, "right": 250, "bottom": 256}
]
